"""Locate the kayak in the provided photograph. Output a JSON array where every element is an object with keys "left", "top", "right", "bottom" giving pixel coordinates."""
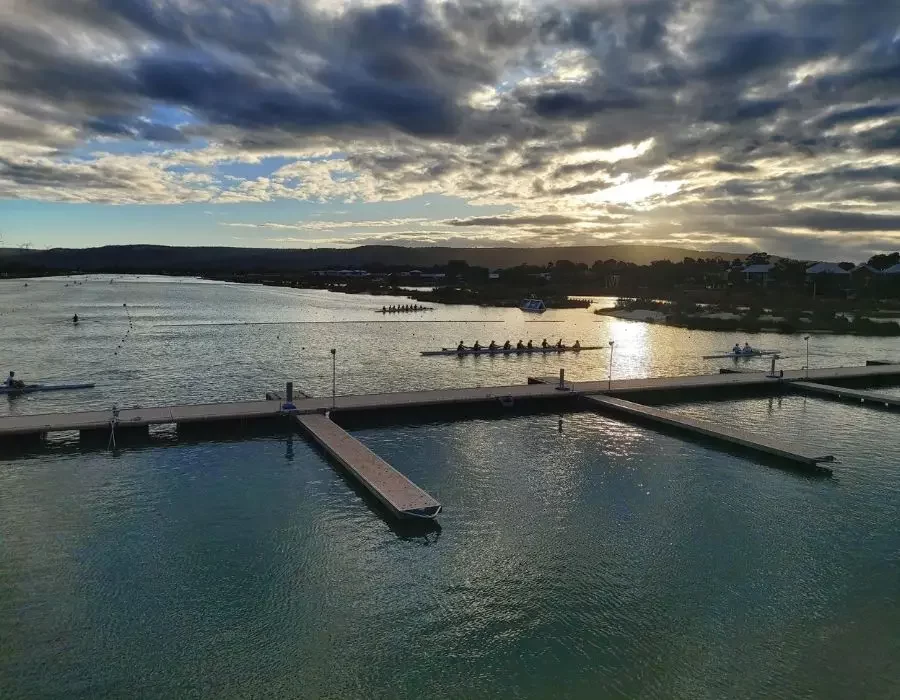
[
  {"left": 702, "top": 350, "right": 781, "bottom": 359},
  {"left": 422, "top": 346, "right": 605, "bottom": 357},
  {"left": 0, "top": 382, "right": 96, "bottom": 395}
]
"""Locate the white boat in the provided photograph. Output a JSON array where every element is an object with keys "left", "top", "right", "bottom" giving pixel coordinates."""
[
  {"left": 702, "top": 350, "right": 781, "bottom": 359},
  {"left": 0, "top": 382, "right": 96, "bottom": 395},
  {"left": 520, "top": 298, "right": 547, "bottom": 313},
  {"left": 422, "top": 345, "right": 604, "bottom": 357}
]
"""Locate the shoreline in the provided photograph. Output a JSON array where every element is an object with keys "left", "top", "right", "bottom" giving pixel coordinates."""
[{"left": 595, "top": 305, "right": 900, "bottom": 337}]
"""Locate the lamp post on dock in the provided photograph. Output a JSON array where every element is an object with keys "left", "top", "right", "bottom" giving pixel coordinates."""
[
  {"left": 804, "top": 336, "right": 810, "bottom": 378},
  {"left": 607, "top": 340, "right": 615, "bottom": 391},
  {"left": 331, "top": 348, "right": 336, "bottom": 409}
]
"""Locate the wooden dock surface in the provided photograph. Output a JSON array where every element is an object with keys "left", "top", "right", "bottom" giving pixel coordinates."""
[
  {"left": 584, "top": 394, "right": 834, "bottom": 470},
  {"left": 295, "top": 414, "right": 441, "bottom": 519},
  {"left": 789, "top": 381, "right": 900, "bottom": 409}
]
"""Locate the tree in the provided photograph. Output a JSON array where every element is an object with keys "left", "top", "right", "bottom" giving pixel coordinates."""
[
  {"left": 746, "top": 252, "right": 770, "bottom": 266},
  {"left": 868, "top": 252, "right": 900, "bottom": 270}
]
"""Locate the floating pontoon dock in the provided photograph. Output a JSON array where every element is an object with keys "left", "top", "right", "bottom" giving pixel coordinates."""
[
  {"left": 296, "top": 414, "right": 441, "bottom": 519},
  {"left": 2, "top": 363, "right": 899, "bottom": 519},
  {"left": 788, "top": 381, "right": 900, "bottom": 410},
  {"left": 583, "top": 394, "right": 834, "bottom": 471}
]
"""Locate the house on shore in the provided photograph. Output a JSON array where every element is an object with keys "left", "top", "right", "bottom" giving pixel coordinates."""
[
  {"left": 806, "top": 262, "right": 851, "bottom": 296},
  {"left": 741, "top": 263, "right": 776, "bottom": 286}
]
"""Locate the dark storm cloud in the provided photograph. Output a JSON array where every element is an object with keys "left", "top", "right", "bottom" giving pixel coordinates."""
[
  {"left": 817, "top": 103, "right": 900, "bottom": 129},
  {"left": 0, "top": 157, "right": 130, "bottom": 189},
  {"left": 712, "top": 161, "right": 758, "bottom": 174},
  {"left": 781, "top": 209, "right": 900, "bottom": 232},
  {"left": 531, "top": 89, "right": 644, "bottom": 120},
  {"left": 3, "top": 0, "right": 899, "bottom": 156}
]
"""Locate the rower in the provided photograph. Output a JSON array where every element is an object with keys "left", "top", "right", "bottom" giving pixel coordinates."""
[
  {"left": 73, "top": 313, "right": 79, "bottom": 323},
  {"left": 516, "top": 339, "right": 525, "bottom": 350},
  {"left": 732, "top": 342, "right": 741, "bottom": 355},
  {"left": 541, "top": 338, "right": 549, "bottom": 348},
  {"left": 527, "top": 339, "right": 534, "bottom": 349},
  {"left": 573, "top": 339, "right": 581, "bottom": 350},
  {"left": 457, "top": 340, "right": 465, "bottom": 352},
  {"left": 382, "top": 306, "right": 387, "bottom": 313},
  {"left": 489, "top": 340, "right": 498, "bottom": 351},
  {"left": 743, "top": 342, "right": 753, "bottom": 354},
  {"left": 5, "top": 371, "right": 15, "bottom": 388},
  {"left": 503, "top": 340, "right": 511, "bottom": 350},
  {"left": 473, "top": 340, "right": 482, "bottom": 351},
  {"left": 556, "top": 338, "right": 564, "bottom": 349}
]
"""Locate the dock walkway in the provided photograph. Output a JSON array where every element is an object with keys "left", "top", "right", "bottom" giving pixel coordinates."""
[
  {"left": 789, "top": 381, "right": 900, "bottom": 409},
  {"left": 0, "top": 384, "right": 579, "bottom": 439},
  {"left": 532, "top": 363, "right": 900, "bottom": 397},
  {"left": 295, "top": 414, "right": 441, "bottom": 519},
  {"left": 583, "top": 395, "right": 834, "bottom": 471},
  {"left": 3, "top": 364, "right": 899, "bottom": 441}
]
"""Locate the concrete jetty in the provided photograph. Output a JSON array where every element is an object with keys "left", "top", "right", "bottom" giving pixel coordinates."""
[
  {"left": 583, "top": 394, "right": 834, "bottom": 471},
  {"left": 295, "top": 414, "right": 441, "bottom": 519},
  {"left": 789, "top": 381, "right": 900, "bottom": 410}
]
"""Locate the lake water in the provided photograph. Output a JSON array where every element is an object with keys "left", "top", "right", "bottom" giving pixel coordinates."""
[{"left": 1, "top": 276, "right": 898, "bottom": 698}]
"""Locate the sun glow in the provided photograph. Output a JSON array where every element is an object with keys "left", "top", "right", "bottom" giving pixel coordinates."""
[{"left": 580, "top": 176, "right": 682, "bottom": 206}]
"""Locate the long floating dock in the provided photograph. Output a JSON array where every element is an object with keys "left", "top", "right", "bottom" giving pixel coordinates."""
[
  {"left": 788, "top": 381, "right": 900, "bottom": 409},
  {"left": 531, "top": 363, "right": 900, "bottom": 398},
  {"left": 0, "top": 383, "right": 581, "bottom": 440},
  {"left": 295, "top": 414, "right": 441, "bottom": 519},
  {"left": 582, "top": 395, "right": 835, "bottom": 471}
]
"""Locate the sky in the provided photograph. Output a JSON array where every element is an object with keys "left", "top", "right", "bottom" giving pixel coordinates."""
[{"left": 1, "top": 0, "right": 900, "bottom": 261}]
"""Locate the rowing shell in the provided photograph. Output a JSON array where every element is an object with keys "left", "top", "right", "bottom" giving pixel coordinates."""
[
  {"left": 0, "top": 382, "right": 96, "bottom": 395},
  {"left": 702, "top": 350, "right": 781, "bottom": 359},
  {"left": 422, "top": 345, "right": 605, "bottom": 357}
]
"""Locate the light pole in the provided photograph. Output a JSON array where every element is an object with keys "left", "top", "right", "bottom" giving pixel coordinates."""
[
  {"left": 804, "top": 335, "right": 810, "bottom": 378},
  {"left": 607, "top": 340, "right": 615, "bottom": 391},
  {"left": 331, "top": 348, "right": 336, "bottom": 409}
]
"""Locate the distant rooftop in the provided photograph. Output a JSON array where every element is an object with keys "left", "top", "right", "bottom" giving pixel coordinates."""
[{"left": 806, "top": 262, "right": 850, "bottom": 275}]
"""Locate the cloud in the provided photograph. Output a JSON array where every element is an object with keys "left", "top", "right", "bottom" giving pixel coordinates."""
[
  {"left": 444, "top": 214, "right": 587, "bottom": 227},
  {"left": 0, "top": 1, "right": 899, "bottom": 259}
]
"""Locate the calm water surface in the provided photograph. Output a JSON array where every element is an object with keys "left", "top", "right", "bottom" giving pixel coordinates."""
[{"left": 1, "top": 276, "right": 898, "bottom": 698}]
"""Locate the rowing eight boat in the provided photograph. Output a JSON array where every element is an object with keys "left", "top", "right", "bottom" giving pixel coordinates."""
[
  {"left": 0, "top": 382, "right": 96, "bottom": 396},
  {"left": 422, "top": 346, "right": 605, "bottom": 357}
]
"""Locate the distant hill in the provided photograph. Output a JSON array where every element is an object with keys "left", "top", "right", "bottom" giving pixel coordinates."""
[{"left": 2, "top": 243, "right": 750, "bottom": 274}]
